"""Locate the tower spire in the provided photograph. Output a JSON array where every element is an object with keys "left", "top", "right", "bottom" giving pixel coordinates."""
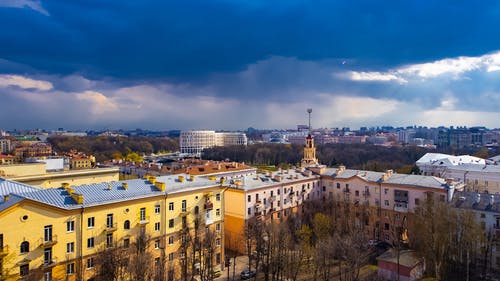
[{"left": 307, "top": 108, "right": 312, "bottom": 133}]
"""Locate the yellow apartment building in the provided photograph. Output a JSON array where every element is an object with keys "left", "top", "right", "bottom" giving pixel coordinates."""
[
  {"left": 220, "top": 168, "right": 321, "bottom": 253},
  {"left": 0, "top": 174, "right": 225, "bottom": 281}
]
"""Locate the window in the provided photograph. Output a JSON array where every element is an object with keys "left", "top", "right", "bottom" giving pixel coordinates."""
[
  {"left": 384, "top": 188, "right": 388, "bottom": 195},
  {"left": 106, "top": 214, "right": 114, "bottom": 228},
  {"left": 20, "top": 264, "right": 29, "bottom": 276},
  {"left": 87, "top": 237, "right": 95, "bottom": 248},
  {"left": 277, "top": 189, "right": 280, "bottom": 195},
  {"left": 66, "top": 242, "right": 74, "bottom": 253},
  {"left": 88, "top": 217, "right": 95, "bottom": 228},
  {"left": 20, "top": 241, "right": 29, "bottom": 253},
  {"left": 322, "top": 186, "right": 326, "bottom": 192},
  {"left": 87, "top": 258, "right": 94, "bottom": 269},
  {"left": 123, "top": 238, "right": 130, "bottom": 248},
  {"left": 44, "top": 225, "right": 53, "bottom": 242},
  {"left": 182, "top": 216, "right": 187, "bottom": 228},
  {"left": 155, "top": 222, "right": 161, "bottom": 231},
  {"left": 106, "top": 234, "right": 113, "bottom": 248},
  {"left": 247, "top": 195, "right": 251, "bottom": 202},
  {"left": 168, "top": 236, "right": 174, "bottom": 245},
  {"left": 481, "top": 213, "right": 486, "bottom": 218},
  {"left": 216, "top": 223, "right": 221, "bottom": 232},
  {"left": 66, "top": 263, "right": 75, "bottom": 274},
  {"left": 168, "top": 253, "right": 174, "bottom": 261},
  {"left": 414, "top": 198, "right": 420, "bottom": 205},
  {"left": 67, "top": 220, "right": 75, "bottom": 232},
  {"left": 169, "top": 202, "right": 174, "bottom": 211},
  {"left": 277, "top": 200, "right": 280, "bottom": 207},
  {"left": 124, "top": 220, "right": 130, "bottom": 230},
  {"left": 194, "top": 205, "right": 199, "bottom": 215},
  {"left": 355, "top": 190, "right": 359, "bottom": 197},
  {"left": 140, "top": 207, "right": 146, "bottom": 221},
  {"left": 44, "top": 271, "right": 52, "bottom": 281},
  {"left": 169, "top": 219, "right": 174, "bottom": 228},
  {"left": 255, "top": 194, "right": 259, "bottom": 201},
  {"left": 384, "top": 223, "right": 390, "bottom": 230},
  {"left": 182, "top": 200, "right": 187, "bottom": 212},
  {"left": 44, "top": 248, "right": 52, "bottom": 264},
  {"left": 247, "top": 208, "right": 251, "bottom": 215},
  {"left": 216, "top": 208, "right": 220, "bottom": 216},
  {"left": 154, "top": 239, "right": 160, "bottom": 249},
  {"left": 155, "top": 205, "right": 161, "bottom": 214},
  {"left": 384, "top": 200, "right": 390, "bottom": 206},
  {"left": 216, "top": 253, "right": 221, "bottom": 265},
  {"left": 336, "top": 183, "right": 340, "bottom": 189},
  {"left": 216, "top": 238, "right": 221, "bottom": 247},
  {"left": 216, "top": 193, "right": 221, "bottom": 201},
  {"left": 263, "top": 198, "right": 267, "bottom": 205}
]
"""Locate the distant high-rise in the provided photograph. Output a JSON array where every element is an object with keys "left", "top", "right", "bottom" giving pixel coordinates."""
[{"left": 180, "top": 130, "right": 247, "bottom": 157}]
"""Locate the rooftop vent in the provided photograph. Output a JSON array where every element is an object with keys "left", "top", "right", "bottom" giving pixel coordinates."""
[{"left": 122, "top": 183, "right": 128, "bottom": 190}]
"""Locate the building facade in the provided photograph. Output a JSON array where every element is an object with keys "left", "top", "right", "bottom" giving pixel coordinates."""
[
  {"left": 0, "top": 139, "right": 11, "bottom": 154},
  {"left": 320, "top": 166, "right": 461, "bottom": 244},
  {"left": 222, "top": 168, "right": 321, "bottom": 253},
  {"left": 0, "top": 175, "right": 225, "bottom": 281}
]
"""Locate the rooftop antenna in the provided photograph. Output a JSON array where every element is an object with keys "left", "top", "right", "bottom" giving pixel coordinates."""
[{"left": 307, "top": 108, "right": 312, "bottom": 133}]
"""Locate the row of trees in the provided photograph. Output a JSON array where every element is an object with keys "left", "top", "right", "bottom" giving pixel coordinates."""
[
  {"left": 235, "top": 194, "right": 490, "bottom": 281},
  {"left": 48, "top": 136, "right": 178, "bottom": 162},
  {"left": 203, "top": 143, "right": 428, "bottom": 173}
]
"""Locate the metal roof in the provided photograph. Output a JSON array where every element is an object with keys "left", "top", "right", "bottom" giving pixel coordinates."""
[
  {"left": 0, "top": 174, "right": 219, "bottom": 211},
  {"left": 0, "top": 177, "right": 40, "bottom": 197}
]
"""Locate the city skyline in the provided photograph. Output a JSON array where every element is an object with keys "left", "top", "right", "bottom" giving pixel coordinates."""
[{"left": 1, "top": 1, "right": 500, "bottom": 130}]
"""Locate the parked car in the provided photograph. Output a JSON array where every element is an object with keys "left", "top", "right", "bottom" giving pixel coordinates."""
[
  {"left": 213, "top": 269, "right": 222, "bottom": 278},
  {"left": 240, "top": 269, "right": 257, "bottom": 280}
]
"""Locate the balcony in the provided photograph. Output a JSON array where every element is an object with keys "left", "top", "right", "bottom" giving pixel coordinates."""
[
  {"left": 343, "top": 188, "right": 350, "bottom": 193},
  {"left": 40, "top": 235, "right": 58, "bottom": 247},
  {"left": 0, "top": 245, "right": 8, "bottom": 257},
  {"left": 41, "top": 259, "right": 57, "bottom": 268},
  {"left": 394, "top": 202, "right": 408, "bottom": 213},
  {"left": 138, "top": 216, "right": 150, "bottom": 225},
  {"left": 104, "top": 223, "right": 118, "bottom": 233},
  {"left": 363, "top": 191, "right": 370, "bottom": 197},
  {"left": 269, "top": 196, "right": 276, "bottom": 202}
]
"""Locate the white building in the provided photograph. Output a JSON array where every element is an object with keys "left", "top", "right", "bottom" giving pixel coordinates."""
[
  {"left": 180, "top": 130, "right": 247, "bottom": 157},
  {"left": 416, "top": 153, "right": 500, "bottom": 193},
  {"left": 0, "top": 138, "right": 11, "bottom": 154}
]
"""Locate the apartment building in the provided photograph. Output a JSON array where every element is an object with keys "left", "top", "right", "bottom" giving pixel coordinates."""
[
  {"left": 452, "top": 191, "right": 500, "bottom": 273},
  {"left": 320, "top": 166, "right": 462, "bottom": 243},
  {"left": 0, "top": 174, "right": 224, "bottom": 281},
  {"left": 221, "top": 168, "right": 321, "bottom": 253}
]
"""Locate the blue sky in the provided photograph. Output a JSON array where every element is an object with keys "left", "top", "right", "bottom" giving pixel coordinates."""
[{"left": 1, "top": 0, "right": 500, "bottom": 130}]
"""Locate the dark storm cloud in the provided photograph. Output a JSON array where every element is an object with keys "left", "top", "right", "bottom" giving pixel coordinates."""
[{"left": 2, "top": 0, "right": 500, "bottom": 82}]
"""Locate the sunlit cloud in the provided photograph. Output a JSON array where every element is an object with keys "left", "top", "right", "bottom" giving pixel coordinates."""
[
  {"left": 0, "top": 74, "right": 53, "bottom": 91},
  {"left": 344, "top": 50, "right": 500, "bottom": 83}
]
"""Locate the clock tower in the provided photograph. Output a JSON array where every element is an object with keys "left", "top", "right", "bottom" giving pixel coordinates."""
[{"left": 301, "top": 108, "right": 319, "bottom": 167}]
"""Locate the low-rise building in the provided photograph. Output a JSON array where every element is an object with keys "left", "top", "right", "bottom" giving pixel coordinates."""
[{"left": 377, "top": 249, "right": 425, "bottom": 281}]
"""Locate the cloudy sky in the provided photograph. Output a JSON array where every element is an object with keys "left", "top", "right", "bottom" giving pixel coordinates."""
[{"left": 1, "top": 0, "right": 500, "bottom": 130}]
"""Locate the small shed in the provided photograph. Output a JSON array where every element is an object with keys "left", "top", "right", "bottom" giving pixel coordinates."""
[{"left": 377, "top": 249, "right": 425, "bottom": 281}]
